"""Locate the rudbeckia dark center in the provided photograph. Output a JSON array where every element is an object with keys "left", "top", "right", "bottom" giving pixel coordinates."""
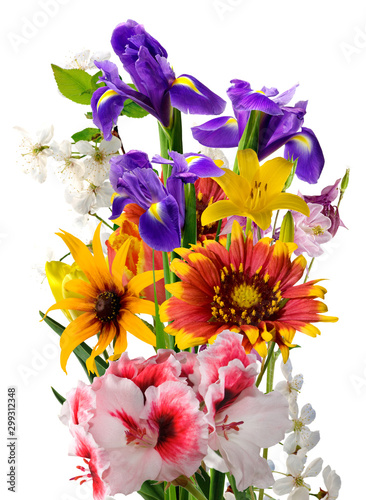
[
  {"left": 95, "top": 291, "right": 120, "bottom": 323},
  {"left": 211, "top": 266, "right": 282, "bottom": 327}
]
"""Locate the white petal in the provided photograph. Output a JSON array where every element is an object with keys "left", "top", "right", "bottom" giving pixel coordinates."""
[
  {"left": 303, "top": 457, "right": 323, "bottom": 478},
  {"left": 272, "top": 476, "right": 295, "bottom": 495},
  {"left": 283, "top": 432, "right": 298, "bottom": 455},
  {"left": 100, "top": 137, "right": 121, "bottom": 154},
  {"left": 203, "top": 447, "right": 229, "bottom": 473},
  {"left": 281, "top": 358, "right": 293, "bottom": 381},
  {"left": 292, "top": 374, "right": 304, "bottom": 391},
  {"left": 75, "top": 140, "right": 95, "bottom": 155},
  {"left": 322, "top": 465, "right": 341, "bottom": 497},
  {"left": 286, "top": 453, "right": 306, "bottom": 477},
  {"left": 299, "top": 429, "right": 320, "bottom": 452},
  {"left": 37, "top": 124, "right": 54, "bottom": 144},
  {"left": 288, "top": 487, "right": 309, "bottom": 500},
  {"left": 300, "top": 404, "right": 316, "bottom": 424}
]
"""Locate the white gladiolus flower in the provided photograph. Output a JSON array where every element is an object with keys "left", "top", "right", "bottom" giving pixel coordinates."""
[
  {"left": 65, "top": 49, "right": 111, "bottom": 70},
  {"left": 322, "top": 465, "right": 341, "bottom": 499},
  {"left": 15, "top": 125, "right": 54, "bottom": 183},
  {"left": 76, "top": 137, "right": 121, "bottom": 185}
]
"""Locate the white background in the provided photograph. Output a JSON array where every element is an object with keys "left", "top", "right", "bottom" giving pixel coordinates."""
[{"left": 1, "top": 0, "right": 365, "bottom": 499}]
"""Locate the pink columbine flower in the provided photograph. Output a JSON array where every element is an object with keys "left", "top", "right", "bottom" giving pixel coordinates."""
[
  {"left": 197, "top": 331, "right": 290, "bottom": 491},
  {"left": 88, "top": 376, "right": 208, "bottom": 495},
  {"left": 292, "top": 203, "right": 332, "bottom": 257}
]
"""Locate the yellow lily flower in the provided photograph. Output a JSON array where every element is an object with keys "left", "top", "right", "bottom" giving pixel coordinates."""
[{"left": 201, "top": 149, "right": 310, "bottom": 230}]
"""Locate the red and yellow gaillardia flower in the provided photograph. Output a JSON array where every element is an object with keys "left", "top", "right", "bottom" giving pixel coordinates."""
[
  {"left": 44, "top": 223, "right": 164, "bottom": 374},
  {"left": 160, "top": 221, "right": 337, "bottom": 361}
]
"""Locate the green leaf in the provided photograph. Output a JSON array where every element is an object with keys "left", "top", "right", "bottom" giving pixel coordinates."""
[
  {"left": 233, "top": 109, "right": 261, "bottom": 174},
  {"left": 138, "top": 480, "right": 164, "bottom": 500},
  {"left": 71, "top": 127, "right": 101, "bottom": 143},
  {"left": 227, "top": 474, "right": 253, "bottom": 500},
  {"left": 51, "top": 64, "right": 95, "bottom": 105},
  {"left": 39, "top": 311, "right": 108, "bottom": 380},
  {"left": 121, "top": 99, "right": 149, "bottom": 118},
  {"left": 90, "top": 71, "right": 105, "bottom": 90},
  {"left": 51, "top": 386, "right": 66, "bottom": 405},
  {"left": 85, "top": 111, "right": 93, "bottom": 119},
  {"left": 195, "top": 466, "right": 211, "bottom": 499}
]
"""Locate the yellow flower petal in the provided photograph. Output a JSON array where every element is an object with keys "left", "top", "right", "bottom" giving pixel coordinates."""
[
  {"left": 237, "top": 149, "right": 260, "bottom": 182},
  {"left": 255, "top": 157, "right": 293, "bottom": 197},
  {"left": 265, "top": 192, "right": 310, "bottom": 216},
  {"left": 127, "top": 269, "right": 164, "bottom": 296},
  {"left": 119, "top": 310, "right": 156, "bottom": 346},
  {"left": 201, "top": 200, "right": 245, "bottom": 226}
]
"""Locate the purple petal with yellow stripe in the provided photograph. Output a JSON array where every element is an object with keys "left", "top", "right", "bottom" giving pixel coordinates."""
[
  {"left": 169, "top": 74, "right": 226, "bottom": 116},
  {"left": 139, "top": 195, "right": 181, "bottom": 251},
  {"left": 227, "top": 79, "right": 283, "bottom": 115},
  {"left": 284, "top": 127, "right": 324, "bottom": 184},
  {"left": 91, "top": 87, "right": 127, "bottom": 141},
  {"left": 191, "top": 116, "right": 240, "bottom": 148}
]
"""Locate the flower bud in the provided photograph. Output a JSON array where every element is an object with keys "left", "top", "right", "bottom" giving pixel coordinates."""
[
  {"left": 279, "top": 211, "right": 295, "bottom": 243},
  {"left": 340, "top": 168, "right": 350, "bottom": 192}
]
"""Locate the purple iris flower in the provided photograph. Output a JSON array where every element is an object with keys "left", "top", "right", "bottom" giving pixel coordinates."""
[
  {"left": 92, "top": 20, "right": 226, "bottom": 140},
  {"left": 110, "top": 152, "right": 181, "bottom": 252},
  {"left": 152, "top": 151, "right": 224, "bottom": 226},
  {"left": 192, "top": 80, "right": 325, "bottom": 184},
  {"left": 302, "top": 179, "right": 346, "bottom": 236}
]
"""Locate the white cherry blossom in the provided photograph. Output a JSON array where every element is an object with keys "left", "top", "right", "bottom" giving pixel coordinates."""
[
  {"left": 321, "top": 465, "right": 341, "bottom": 499},
  {"left": 273, "top": 449, "right": 323, "bottom": 499},
  {"left": 51, "top": 139, "right": 85, "bottom": 186},
  {"left": 15, "top": 125, "right": 54, "bottom": 182},
  {"left": 76, "top": 137, "right": 121, "bottom": 185},
  {"left": 65, "top": 49, "right": 111, "bottom": 70}
]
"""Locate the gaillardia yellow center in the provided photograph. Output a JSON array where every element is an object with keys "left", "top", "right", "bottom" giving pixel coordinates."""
[{"left": 211, "top": 265, "right": 282, "bottom": 327}]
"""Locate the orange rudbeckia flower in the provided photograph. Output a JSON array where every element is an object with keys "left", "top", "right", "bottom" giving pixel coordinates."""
[{"left": 44, "top": 223, "right": 163, "bottom": 374}]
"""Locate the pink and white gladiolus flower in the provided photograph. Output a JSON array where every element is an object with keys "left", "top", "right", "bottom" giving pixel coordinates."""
[{"left": 197, "top": 331, "right": 290, "bottom": 491}]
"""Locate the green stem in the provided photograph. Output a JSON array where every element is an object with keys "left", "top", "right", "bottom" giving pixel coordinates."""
[
  {"left": 271, "top": 210, "right": 280, "bottom": 238},
  {"left": 249, "top": 486, "right": 256, "bottom": 500},
  {"left": 181, "top": 480, "right": 209, "bottom": 500},
  {"left": 233, "top": 110, "right": 261, "bottom": 174},
  {"left": 255, "top": 341, "right": 275, "bottom": 388},
  {"left": 209, "top": 469, "right": 226, "bottom": 500},
  {"left": 168, "top": 484, "right": 177, "bottom": 500},
  {"left": 90, "top": 213, "right": 114, "bottom": 231},
  {"left": 182, "top": 183, "right": 197, "bottom": 248},
  {"left": 215, "top": 219, "right": 223, "bottom": 242},
  {"left": 162, "top": 251, "right": 172, "bottom": 300},
  {"left": 152, "top": 250, "right": 166, "bottom": 349},
  {"left": 245, "top": 217, "right": 252, "bottom": 237},
  {"left": 258, "top": 343, "right": 277, "bottom": 500},
  {"left": 179, "top": 486, "right": 189, "bottom": 500},
  {"left": 59, "top": 251, "right": 71, "bottom": 262},
  {"left": 303, "top": 257, "right": 315, "bottom": 283}
]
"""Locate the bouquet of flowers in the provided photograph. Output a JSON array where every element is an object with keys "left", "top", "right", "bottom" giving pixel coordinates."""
[{"left": 19, "top": 19, "right": 347, "bottom": 500}]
